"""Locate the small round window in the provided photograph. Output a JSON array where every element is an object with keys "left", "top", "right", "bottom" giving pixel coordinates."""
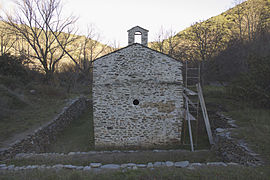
[{"left": 133, "top": 99, "right": 139, "bottom": 105}]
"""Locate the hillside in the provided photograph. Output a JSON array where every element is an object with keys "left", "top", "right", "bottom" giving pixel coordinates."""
[
  {"left": 150, "top": 0, "right": 270, "bottom": 61},
  {"left": 0, "top": 20, "right": 113, "bottom": 72}
]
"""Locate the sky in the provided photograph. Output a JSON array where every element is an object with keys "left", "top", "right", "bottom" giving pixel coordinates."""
[{"left": 0, "top": 0, "right": 234, "bottom": 47}]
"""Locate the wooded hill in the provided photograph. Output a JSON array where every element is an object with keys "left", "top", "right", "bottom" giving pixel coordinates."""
[
  {"left": 150, "top": 0, "right": 270, "bottom": 107},
  {"left": 150, "top": 0, "right": 270, "bottom": 60},
  {"left": 0, "top": 20, "right": 113, "bottom": 74}
]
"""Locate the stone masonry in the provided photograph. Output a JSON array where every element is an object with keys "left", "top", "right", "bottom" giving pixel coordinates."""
[
  {"left": 127, "top": 26, "right": 148, "bottom": 46},
  {"left": 93, "top": 27, "right": 183, "bottom": 148},
  {"left": 0, "top": 97, "right": 88, "bottom": 160}
]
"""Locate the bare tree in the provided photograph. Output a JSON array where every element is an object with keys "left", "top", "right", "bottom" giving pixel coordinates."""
[
  {"left": 151, "top": 27, "right": 166, "bottom": 53},
  {"left": 243, "top": 0, "right": 265, "bottom": 41},
  {"left": 182, "top": 20, "right": 228, "bottom": 85},
  {"left": 0, "top": 23, "right": 17, "bottom": 55},
  {"left": 166, "top": 29, "right": 180, "bottom": 57},
  {"left": 230, "top": 0, "right": 246, "bottom": 41},
  {"left": 150, "top": 27, "right": 180, "bottom": 57},
  {"left": 230, "top": 0, "right": 267, "bottom": 41},
  {"left": 1, "top": 0, "right": 78, "bottom": 81},
  {"left": 75, "top": 25, "right": 110, "bottom": 76}
]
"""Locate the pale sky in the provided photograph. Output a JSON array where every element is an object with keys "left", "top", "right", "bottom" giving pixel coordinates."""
[{"left": 0, "top": 0, "right": 234, "bottom": 47}]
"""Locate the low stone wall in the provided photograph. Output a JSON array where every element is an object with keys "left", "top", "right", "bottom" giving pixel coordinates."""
[
  {"left": 211, "top": 112, "right": 262, "bottom": 166},
  {"left": 0, "top": 160, "right": 234, "bottom": 171},
  {"left": 0, "top": 97, "right": 89, "bottom": 160}
]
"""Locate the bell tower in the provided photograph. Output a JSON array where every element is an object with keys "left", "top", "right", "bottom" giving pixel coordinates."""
[{"left": 127, "top": 26, "right": 149, "bottom": 46}]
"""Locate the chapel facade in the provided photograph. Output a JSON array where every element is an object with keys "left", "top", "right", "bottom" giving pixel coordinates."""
[{"left": 93, "top": 26, "right": 184, "bottom": 148}]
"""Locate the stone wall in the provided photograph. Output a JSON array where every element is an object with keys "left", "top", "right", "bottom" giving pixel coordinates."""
[
  {"left": 93, "top": 43, "right": 183, "bottom": 148},
  {"left": 211, "top": 112, "right": 262, "bottom": 166},
  {"left": 0, "top": 97, "right": 88, "bottom": 160}
]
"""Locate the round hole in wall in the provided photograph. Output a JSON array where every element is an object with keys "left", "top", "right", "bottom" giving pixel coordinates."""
[{"left": 133, "top": 99, "right": 139, "bottom": 105}]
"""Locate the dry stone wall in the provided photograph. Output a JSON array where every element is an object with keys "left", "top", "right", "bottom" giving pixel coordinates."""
[
  {"left": 0, "top": 97, "right": 88, "bottom": 160},
  {"left": 93, "top": 44, "right": 183, "bottom": 148}
]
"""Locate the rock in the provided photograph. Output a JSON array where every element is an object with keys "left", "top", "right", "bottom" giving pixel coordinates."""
[
  {"left": 30, "top": 89, "right": 36, "bottom": 94},
  {"left": 0, "top": 166, "right": 8, "bottom": 170},
  {"left": 90, "top": 163, "right": 102, "bottom": 168},
  {"left": 26, "top": 165, "right": 32, "bottom": 169},
  {"left": 126, "top": 163, "right": 136, "bottom": 167},
  {"left": 153, "top": 149, "right": 166, "bottom": 153},
  {"left": 64, "top": 165, "right": 76, "bottom": 169},
  {"left": 15, "top": 153, "right": 26, "bottom": 158},
  {"left": 216, "top": 128, "right": 225, "bottom": 133},
  {"left": 137, "top": 164, "right": 147, "bottom": 168},
  {"left": 38, "top": 165, "right": 46, "bottom": 169},
  {"left": 101, "top": 164, "right": 120, "bottom": 169},
  {"left": 68, "top": 152, "right": 76, "bottom": 155},
  {"left": 31, "top": 165, "right": 39, "bottom": 169},
  {"left": 153, "top": 162, "right": 162, "bottom": 167},
  {"left": 207, "top": 162, "right": 227, "bottom": 166},
  {"left": 175, "top": 161, "right": 189, "bottom": 168},
  {"left": 52, "top": 164, "right": 64, "bottom": 169},
  {"left": 7, "top": 165, "right": 15, "bottom": 170},
  {"left": 128, "top": 150, "right": 137, "bottom": 153},
  {"left": 83, "top": 166, "right": 91, "bottom": 171},
  {"left": 190, "top": 163, "right": 203, "bottom": 167},
  {"left": 227, "top": 162, "right": 239, "bottom": 166},
  {"left": 132, "top": 166, "right": 138, "bottom": 170},
  {"left": 147, "top": 162, "right": 153, "bottom": 168},
  {"left": 76, "top": 166, "right": 84, "bottom": 170},
  {"left": 187, "top": 166, "right": 195, "bottom": 170},
  {"left": 120, "top": 164, "right": 128, "bottom": 168},
  {"left": 165, "top": 161, "right": 174, "bottom": 167}
]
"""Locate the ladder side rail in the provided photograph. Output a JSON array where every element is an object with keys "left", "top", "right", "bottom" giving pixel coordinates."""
[
  {"left": 185, "top": 98, "right": 194, "bottom": 151},
  {"left": 196, "top": 83, "right": 214, "bottom": 145}
]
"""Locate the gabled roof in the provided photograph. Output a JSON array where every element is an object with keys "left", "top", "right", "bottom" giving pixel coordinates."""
[
  {"left": 127, "top": 26, "right": 149, "bottom": 32},
  {"left": 93, "top": 43, "right": 181, "bottom": 64}
]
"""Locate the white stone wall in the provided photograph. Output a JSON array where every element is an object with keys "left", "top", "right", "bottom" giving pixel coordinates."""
[{"left": 93, "top": 44, "right": 183, "bottom": 148}]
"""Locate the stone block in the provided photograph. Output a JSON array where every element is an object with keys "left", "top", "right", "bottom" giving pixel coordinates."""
[{"left": 175, "top": 161, "right": 189, "bottom": 168}]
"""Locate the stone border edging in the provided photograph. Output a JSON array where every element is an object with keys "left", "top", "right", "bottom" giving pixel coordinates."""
[
  {"left": 0, "top": 97, "right": 89, "bottom": 160},
  {"left": 0, "top": 161, "right": 240, "bottom": 171},
  {"left": 14, "top": 149, "right": 209, "bottom": 158}
]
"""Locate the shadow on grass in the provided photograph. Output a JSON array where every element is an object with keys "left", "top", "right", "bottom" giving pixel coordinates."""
[{"left": 46, "top": 107, "right": 94, "bottom": 153}]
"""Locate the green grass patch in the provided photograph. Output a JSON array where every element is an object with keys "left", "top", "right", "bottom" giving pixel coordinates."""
[
  {"left": 0, "top": 165, "right": 269, "bottom": 180},
  {"left": 0, "top": 81, "right": 73, "bottom": 148},
  {"left": 46, "top": 108, "right": 94, "bottom": 153},
  {"left": 204, "top": 85, "right": 270, "bottom": 164}
]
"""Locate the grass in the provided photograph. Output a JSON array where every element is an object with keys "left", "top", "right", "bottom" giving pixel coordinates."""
[
  {"left": 203, "top": 85, "right": 270, "bottom": 164},
  {"left": 223, "top": 105, "right": 270, "bottom": 163},
  {"left": 46, "top": 108, "right": 94, "bottom": 153},
  {"left": 0, "top": 79, "right": 74, "bottom": 148},
  {"left": 1, "top": 85, "right": 270, "bottom": 179},
  {"left": 0, "top": 165, "right": 270, "bottom": 180}
]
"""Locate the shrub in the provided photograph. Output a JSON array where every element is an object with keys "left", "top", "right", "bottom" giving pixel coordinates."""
[
  {"left": 228, "top": 55, "right": 270, "bottom": 107},
  {"left": 0, "top": 54, "right": 27, "bottom": 77}
]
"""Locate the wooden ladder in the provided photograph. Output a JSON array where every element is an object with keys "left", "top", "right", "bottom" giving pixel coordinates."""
[{"left": 183, "top": 60, "right": 214, "bottom": 151}]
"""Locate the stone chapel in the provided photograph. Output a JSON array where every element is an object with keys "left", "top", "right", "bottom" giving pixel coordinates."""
[{"left": 93, "top": 26, "right": 184, "bottom": 148}]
